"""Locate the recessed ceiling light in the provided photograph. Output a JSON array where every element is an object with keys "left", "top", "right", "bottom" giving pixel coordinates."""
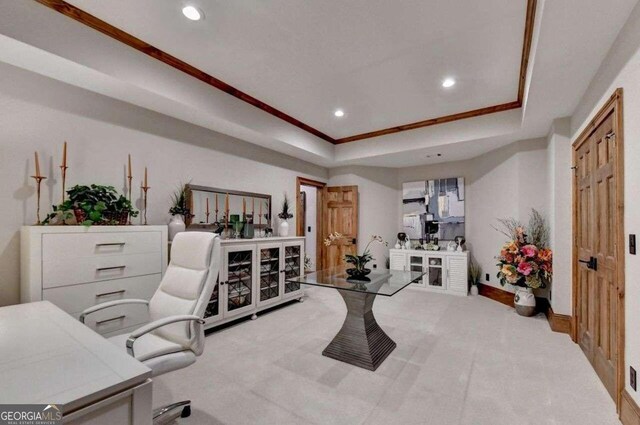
[
  {"left": 442, "top": 78, "right": 456, "bottom": 88},
  {"left": 334, "top": 109, "right": 345, "bottom": 117},
  {"left": 182, "top": 5, "right": 203, "bottom": 21}
]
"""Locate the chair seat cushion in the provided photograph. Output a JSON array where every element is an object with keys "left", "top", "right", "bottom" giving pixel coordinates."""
[
  {"left": 143, "top": 351, "right": 196, "bottom": 377},
  {"left": 109, "top": 332, "right": 185, "bottom": 363},
  {"left": 109, "top": 333, "right": 196, "bottom": 377}
]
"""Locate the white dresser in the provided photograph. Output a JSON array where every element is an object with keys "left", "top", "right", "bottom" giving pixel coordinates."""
[
  {"left": 389, "top": 248, "right": 469, "bottom": 296},
  {"left": 21, "top": 225, "right": 168, "bottom": 337},
  {"left": 203, "top": 236, "right": 305, "bottom": 330}
]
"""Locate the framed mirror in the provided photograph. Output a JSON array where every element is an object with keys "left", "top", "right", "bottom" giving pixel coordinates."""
[{"left": 185, "top": 184, "right": 272, "bottom": 234}]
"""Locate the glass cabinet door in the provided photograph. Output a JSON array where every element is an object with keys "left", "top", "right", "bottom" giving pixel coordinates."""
[
  {"left": 203, "top": 276, "right": 221, "bottom": 322},
  {"left": 283, "top": 243, "right": 303, "bottom": 295},
  {"left": 408, "top": 254, "right": 427, "bottom": 287},
  {"left": 258, "top": 245, "right": 281, "bottom": 306},
  {"left": 426, "top": 257, "right": 445, "bottom": 289},
  {"left": 223, "top": 246, "right": 256, "bottom": 316}
]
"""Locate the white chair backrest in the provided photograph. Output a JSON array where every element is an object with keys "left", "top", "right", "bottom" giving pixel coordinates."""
[{"left": 148, "top": 232, "right": 221, "bottom": 352}]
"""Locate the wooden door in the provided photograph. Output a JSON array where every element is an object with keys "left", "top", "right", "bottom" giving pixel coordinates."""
[
  {"left": 574, "top": 97, "right": 623, "bottom": 403},
  {"left": 321, "top": 186, "right": 358, "bottom": 269}
]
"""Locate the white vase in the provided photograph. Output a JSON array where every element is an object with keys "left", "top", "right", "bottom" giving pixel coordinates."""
[
  {"left": 470, "top": 284, "right": 479, "bottom": 296},
  {"left": 279, "top": 220, "right": 289, "bottom": 237},
  {"left": 514, "top": 287, "right": 536, "bottom": 316},
  {"left": 168, "top": 215, "right": 186, "bottom": 241}
]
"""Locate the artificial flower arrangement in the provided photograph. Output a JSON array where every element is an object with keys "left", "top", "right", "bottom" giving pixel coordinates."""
[
  {"left": 324, "top": 233, "right": 388, "bottom": 280},
  {"left": 494, "top": 209, "right": 553, "bottom": 289}
]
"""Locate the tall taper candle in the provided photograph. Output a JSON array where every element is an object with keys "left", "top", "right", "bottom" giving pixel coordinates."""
[
  {"left": 144, "top": 167, "right": 148, "bottom": 187},
  {"left": 34, "top": 151, "right": 41, "bottom": 177},
  {"left": 62, "top": 141, "right": 67, "bottom": 167},
  {"left": 243, "top": 197, "right": 246, "bottom": 215},
  {"left": 127, "top": 154, "right": 132, "bottom": 179}
]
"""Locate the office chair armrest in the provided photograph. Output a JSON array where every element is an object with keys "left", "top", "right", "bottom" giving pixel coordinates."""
[
  {"left": 79, "top": 299, "right": 149, "bottom": 324},
  {"left": 126, "top": 315, "right": 205, "bottom": 357}
]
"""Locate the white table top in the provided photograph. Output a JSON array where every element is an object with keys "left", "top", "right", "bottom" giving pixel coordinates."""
[{"left": 0, "top": 301, "right": 151, "bottom": 413}]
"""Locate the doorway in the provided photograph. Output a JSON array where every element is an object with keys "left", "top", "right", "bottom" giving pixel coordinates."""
[
  {"left": 572, "top": 88, "right": 625, "bottom": 409},
  {"left": 296, "top": 177, "right": 325, "bottom": 272}
]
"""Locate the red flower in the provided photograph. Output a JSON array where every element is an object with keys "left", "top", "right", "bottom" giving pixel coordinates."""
[{"left": 517, "top": 261, "right": 533, "bottom": 276}]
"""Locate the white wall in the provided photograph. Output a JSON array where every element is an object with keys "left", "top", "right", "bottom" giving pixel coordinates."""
[
  {"left": 399, "top": 138, "right": 549, "bottom": 293},
  {"left": 328, "top": 166, "right": 400, "bottom": 271},
  {"left": 567, "top": 0, "right": 640, "bottom": 404},
  {"left": 545, "top": 118, "right": 573, "bottom": 315},
  {"left": 300, "top": 185, "right": 318, "bottom": 271},
  {"left": 0, "top": 63, "right": 327, "bottom": 306}
]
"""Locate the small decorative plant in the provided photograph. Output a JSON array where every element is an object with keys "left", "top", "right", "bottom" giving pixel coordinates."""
[
  {"left": 169, "top": 183, "right": 193, "bottom": 218},
  {"left": 277, "top": 193, "right": 293, "bottom": 221},
  {"left": 325, "top": 233, "right": 388, "bottom": 280},
  {"left": 468, "top": 257, "right": 482, "bottom": 286},
  {"left": 44, "top": 184, "right": 138, "bottom": 226},
  {"left": 304, "top": 254, "right": 313, "bottom": 273}
]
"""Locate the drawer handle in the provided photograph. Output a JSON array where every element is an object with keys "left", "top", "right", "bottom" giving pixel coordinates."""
[
  {"left": 96, "top": 315, "right": 126, "bottom": 325},
  {"left": 96, "top": 289, "right": 126, "bottom": 298},
  {"left": 96, "top": 265, "right": 127, "bottom": 272},
  {"left": 96, "top": 242, "right": 126, "bottom": 247}
]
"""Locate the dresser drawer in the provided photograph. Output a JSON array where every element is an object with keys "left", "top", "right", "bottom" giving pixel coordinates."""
[
  {"left": 43, "top": 274, "right": 161, "bottom": 315},
  {"left": 43, "top": 253, "right": 162, "bottom": 288},
  {"left": 42, "top": 231, "right": 161, "bottom": 262},
  {"left": 72, "top": 302, "right": 151, "bottom": 336}
]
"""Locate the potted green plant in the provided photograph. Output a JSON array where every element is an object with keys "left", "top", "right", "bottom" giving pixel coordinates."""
[
  {"left": 168, "top": 183, "right": 192, "bottom": 240},
  {"left": 325, "top": 233, "right": 388, "bottom": 281},
  {"left": 277, "top": 193, "right": 294, "bottom": 236},
  {"left": 468, "top": 257, "right": 481, "bottom": 296},
  {"left": 44, "top": 184, "right": 138, "bottom": 226}
]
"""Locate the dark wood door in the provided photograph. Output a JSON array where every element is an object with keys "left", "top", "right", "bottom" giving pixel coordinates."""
[
  {"left": 322, "top": 186, "right": 358, "bottom": 270},
  {"left": 575, "top": 110, "right": 618, "bottom": 400}
]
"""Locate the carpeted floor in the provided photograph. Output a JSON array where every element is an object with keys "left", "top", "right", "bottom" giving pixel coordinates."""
[{"left": 154, "top": 286, "right": 621, "bottom": 425}]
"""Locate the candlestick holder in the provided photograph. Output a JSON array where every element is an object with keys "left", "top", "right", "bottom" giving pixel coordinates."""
[
  {"left": 206, "top": 211, "right": 210, "bottom": 224},
  {"left": 224, "top": 211, "right": 230, "bottom": 239},
  {"left": 127, "top": 175, "right": 133, "bottom": 224},
  {"left": 141, "top": 184, "right": 150, "bottom": 225},
  {"left": 31, "top": 175, "right": 47, "bottom": 225},
  {"left": 59, "top": 165, "right": 68, "bottom": 203}
]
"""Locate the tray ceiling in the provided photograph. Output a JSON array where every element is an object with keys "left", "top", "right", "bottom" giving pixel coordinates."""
[{"left": 46, "top": 0, "right": 533, "bottom": 144}]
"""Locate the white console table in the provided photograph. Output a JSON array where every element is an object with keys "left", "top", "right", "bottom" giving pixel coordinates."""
[
  {"left": 0, "top": 301, "right": 152, "bottom": 424},
  {"left": 389, "top": 249, "right": 468, "bottom": 296}
]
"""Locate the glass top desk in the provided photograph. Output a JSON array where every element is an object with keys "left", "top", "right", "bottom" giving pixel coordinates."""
[{"left": 287, "top": 268, "right": 425, "bottom": 371}]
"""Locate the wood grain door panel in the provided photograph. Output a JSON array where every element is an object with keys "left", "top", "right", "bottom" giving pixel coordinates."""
[
  {"left": 322, "top": 186, "right": 358, "bottom": 270},
  {"left": 575, "top": 110, "right": 618, "bottom": 401}
]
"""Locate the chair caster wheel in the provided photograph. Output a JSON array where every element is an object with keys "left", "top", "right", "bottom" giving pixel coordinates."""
[{"left": 181, "top": 405, "right": 191, "bottom": 418}]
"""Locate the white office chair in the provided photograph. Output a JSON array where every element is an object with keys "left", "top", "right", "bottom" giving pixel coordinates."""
[{"left": 80, "top": 231, "right": 221, "bottom": 423}]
